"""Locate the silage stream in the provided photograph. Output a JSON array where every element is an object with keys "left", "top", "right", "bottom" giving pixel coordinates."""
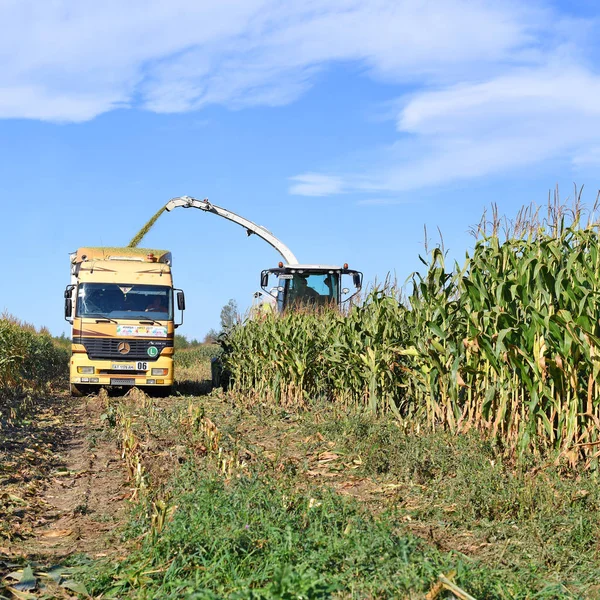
[{"left": 128, "top": 204, "right": 167, "bottom": 248}]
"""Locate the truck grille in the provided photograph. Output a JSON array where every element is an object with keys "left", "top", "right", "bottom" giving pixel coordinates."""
[{"left": 80, "top": 337, "right": 172, "bottom": 361}]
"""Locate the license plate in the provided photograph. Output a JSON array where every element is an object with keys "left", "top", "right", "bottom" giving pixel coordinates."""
[{"left": 111, "top": 362, "right": 148, "bottom": 371}]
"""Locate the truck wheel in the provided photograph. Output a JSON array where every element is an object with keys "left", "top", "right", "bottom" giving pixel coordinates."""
[
  {"left": 70, "top": 383, "right": 95, "bottom": 397},
  {"left": 146, "top": 386, "right": 172, "bottom": 398},
  {"left": 70, "top": 383, "right": 84, "bottom": 397}
]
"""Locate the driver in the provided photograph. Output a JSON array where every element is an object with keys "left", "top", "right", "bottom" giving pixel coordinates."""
[
  {"left": 146, "top": 295, "right": 167, "bottom": 312},
  {"left": 292, "top": 274, "right": 320, "bottom": 302}
]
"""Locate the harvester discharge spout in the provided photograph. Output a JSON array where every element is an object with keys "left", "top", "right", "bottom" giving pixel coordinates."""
[{"left": 165, "top": 196, "right": 299, "bottom": 265}]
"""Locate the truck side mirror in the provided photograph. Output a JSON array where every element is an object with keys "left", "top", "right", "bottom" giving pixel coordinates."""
[
  {"left": 261, "top": 271, "right": 269, "bottom": 288},
  {"left": 353, "top": 273, "right": 362, "bottom": 289},
  {"left": 64, "top": 285, "right": 74, "bottom": 321},
  {"left": 177, "top": 291, "right": 186, "bottom": 311}
]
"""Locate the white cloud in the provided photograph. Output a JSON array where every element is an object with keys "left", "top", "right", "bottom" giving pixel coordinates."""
[
  {"left": 291, "top": 62, "right": 600, "bottom": 195},
  {"left": 289, "top": 173, "right": 344, "bottom": 196},
  {"left": 0, "top": 0, "right": 541, "bottom": 121},
  {"left": 3, "top": 0, "right": 597, "bottom": 193}
]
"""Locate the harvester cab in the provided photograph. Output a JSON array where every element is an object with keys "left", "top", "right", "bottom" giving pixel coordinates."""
[{"left": 260, "top": 263, "right": 362, "bottom": 312}]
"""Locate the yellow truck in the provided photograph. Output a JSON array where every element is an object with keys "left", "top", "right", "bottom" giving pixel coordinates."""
[{"left": 64, "top": 247, "right": 185, "bottom": 396}]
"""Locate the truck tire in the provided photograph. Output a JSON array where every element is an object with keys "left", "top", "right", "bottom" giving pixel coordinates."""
[
  {"left": 154, "top": 386, "right": 173, "bottom": 398},
  {"left": 70, "top": 383, "right": 89, "bottom": 397}
]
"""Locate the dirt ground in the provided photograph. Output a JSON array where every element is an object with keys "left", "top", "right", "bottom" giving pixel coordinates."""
[{"left": 0, "top": 390, "right": 128, "bottom": 597}]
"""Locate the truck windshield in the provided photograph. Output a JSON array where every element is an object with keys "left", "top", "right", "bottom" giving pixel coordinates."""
[
  {"left": 76, "top": 283, "right": 172, "bottom": 320},
  {"left": 284, "top": 272, "right": 339, "bottom": 307}
]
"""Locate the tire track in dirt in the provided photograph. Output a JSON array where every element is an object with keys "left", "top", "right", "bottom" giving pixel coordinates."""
[{"left": 2, "top": 392, "right": 129, "bottom": 565}]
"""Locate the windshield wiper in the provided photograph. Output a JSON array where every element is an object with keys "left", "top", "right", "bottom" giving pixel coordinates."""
[
  {"left": 94, "top": 317, "right": 118, "bottom": 324},
  {"left": 139, "top": 319, "right": 162, "bottom": 325}
]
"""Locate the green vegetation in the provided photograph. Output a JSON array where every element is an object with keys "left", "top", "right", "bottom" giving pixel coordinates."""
[
  {"left": 89, "top": 470, "right": 460, "bottom": 599},
  {"left": 222, "top": 200, "right": 600, "bottom": 468},
  {"left": 174, "top": 334, "right": 215, "bottom": 350},
  {"left": 0, "top": 315, "right": 68, "bottom": 394},
  {"left": 174, "top": 344, "right": 222, "bottom": 367},
  {"left": 173, "top": 345, "right": 221, "bottom": 395},
  {"left": 82, "top": 390, "right": 600, "bottom": 599},
  {"left": 220, "top": 298, "right": 239, "bottom": 332}
]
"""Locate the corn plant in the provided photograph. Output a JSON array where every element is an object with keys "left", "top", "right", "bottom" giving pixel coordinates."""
[{"left": 0, "top": 315, "right": 68, "bottom": 395}]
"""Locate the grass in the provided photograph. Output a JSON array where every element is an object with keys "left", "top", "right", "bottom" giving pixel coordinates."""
[
  {"left": 81, "top": 386, "right": 600, "bottom": 599},
  {"left": 88, "top": 469, "right": 478, "bottom": 599},
  {"left": 313, "top": 415, "right": 600, "bottom": 582}
]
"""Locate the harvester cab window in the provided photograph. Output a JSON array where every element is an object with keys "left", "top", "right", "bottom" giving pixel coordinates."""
[
  {"left": 287, "top": 272, "right": 338, "bottom": 307},
  {"left": 76, "top": 283, "right": 172, "bottom": 320}
]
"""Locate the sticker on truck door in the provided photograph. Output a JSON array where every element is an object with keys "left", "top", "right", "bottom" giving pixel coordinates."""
[{"left": 116, "top": 325, "right": 167, "bottom": 337}]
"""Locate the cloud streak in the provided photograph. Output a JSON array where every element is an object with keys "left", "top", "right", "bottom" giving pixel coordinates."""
[
  {"left": 291, "top": 61, "right": 600, "bottom": 195},
  {"left": 288, "top": 173, "right": 345, "bottom": 197}
]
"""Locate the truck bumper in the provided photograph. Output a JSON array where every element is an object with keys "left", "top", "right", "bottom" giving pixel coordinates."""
[{"left": 70, "top": 353, "right": 174, "bottom": 387}]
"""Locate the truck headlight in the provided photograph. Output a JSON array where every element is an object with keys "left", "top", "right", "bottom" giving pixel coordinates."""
[
  {"left": 151, "top": 368, "right": 168, "bottom": 376},
  {"left": 77, "top": 367, "right": 95, "bottom": 374}
]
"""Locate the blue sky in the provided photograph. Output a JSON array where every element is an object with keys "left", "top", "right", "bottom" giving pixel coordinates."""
[{"left": 2, "top": 0, "right": 600, "bottom": 339}]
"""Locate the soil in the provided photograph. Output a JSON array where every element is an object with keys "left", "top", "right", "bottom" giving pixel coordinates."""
[{"left": 0, "top": 390, "right": 129, "bottom": 575}]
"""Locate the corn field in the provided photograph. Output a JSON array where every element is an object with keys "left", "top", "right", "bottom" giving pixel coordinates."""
[
  {"left": 222, "top": 198, "right": 600, "bottom": 467},
  {"left": 0, "top": 315, "right": 69, "bottom": 393}
]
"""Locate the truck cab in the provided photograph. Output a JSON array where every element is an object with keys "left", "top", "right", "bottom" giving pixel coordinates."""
[{"left": 64, "top": 247, "right": 184, "bottom": 396}]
